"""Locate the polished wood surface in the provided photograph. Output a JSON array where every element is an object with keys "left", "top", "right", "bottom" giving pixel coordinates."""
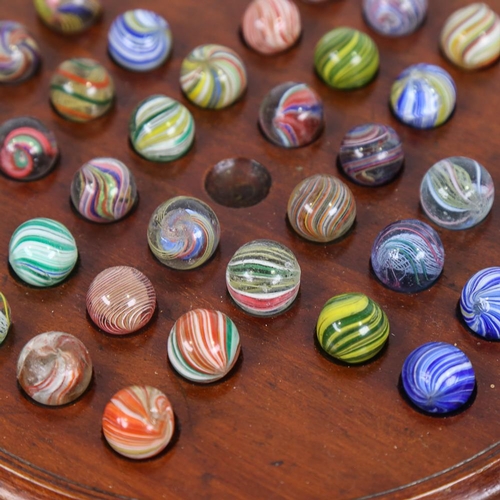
[{"left": 1, "top": 0, "right": 500, "bottom": 498}]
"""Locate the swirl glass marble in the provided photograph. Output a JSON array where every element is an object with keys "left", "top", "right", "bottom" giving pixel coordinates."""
[
  {"left": 259, "top": 82, "right": 324, "bottom": 148},
  {"left": 287, "top": 174, "right": 356, "bottom": 243},
  {"left": 86, "top": 266, "right": 156, "bottom": 335},
  {"left": 0, "top": 116, "right": 59, "bottom": 181},
  {"left": 17, "top": 331, "right": 92, "bottom": 406},
  {"left": 460, "top": 267, "right": 500, "bottom": 340},
  {"left": 338, "top": 123, "right": 404, "bottom": 186},
  {"left": 371, "top": 219, "right": 445, "bottom": 293},
  {"left": 316, "top": 293, "right": 389, "bottom": 364},
  {"left": 363, "top": 0, "right": 428, "bottom": 37},
  {"left": 226, "top": 239, "right": 301, "bottom": 316},
  {"left": 401, "top": 342, "right": 476, "bottom": 414},
  {"left": 390, "top": 63, "right": 456, "bottom": 129},
  {"left": 168, "top": 309, "right": 241, "bottom": 383},
  {"left": 420, "top": 157, "right": 494, "bottom": 230},
  {"left": 0, "top": 293, "right": 11, "bottom": 344},
  {"left": 147, "top": 196, "right": 220, "bottom": 270}
]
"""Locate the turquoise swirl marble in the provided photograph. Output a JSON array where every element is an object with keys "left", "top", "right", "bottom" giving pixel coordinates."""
[
  {"left": 226, "top": 239, "right": 301, "bottom": 317},
  {"left": 390, "top": 63, "right": 456, "bottom": 129},
  {"left": 420, "top": 156, "right": 494, "bottom": 230},
  {"left": 460, "top": 267, "right": 500, "bottom": 340},
  {"left": 401, "top": 342, "right": 476, "bottom": 414},
  {"left": 9, "top": 218, "right": 78, "bottom": 287},
  {"left": 314, "top": 27, "right": 379, "bottom": 90},
  {"left": 130, "top": 95, "right": 195, "bottom": 162},
  {"left": 316, "top": 293, "right": 389, "bottom": 364}
]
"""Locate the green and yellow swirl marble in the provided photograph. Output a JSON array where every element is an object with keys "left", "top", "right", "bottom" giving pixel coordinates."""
[
  {"left": 316, "top": 293, "right": 389, "bottom": 364},
  {"left": 314, "top": 27, "right": 379, "bottom": 90}
]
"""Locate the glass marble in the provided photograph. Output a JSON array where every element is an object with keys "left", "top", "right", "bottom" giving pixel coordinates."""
[
  {"left": 0, "top": 293, "right": 11, "bottom": 345},
  {"left": 0, "top": 22, "right": 40, "bottom": 84},
  {"left": 371, "top": 219, "right": 445, "bottom": 293},
  {"left": 108, "top": 9, "right": 172, "bottom": 72},
  {"left": 287, "top": 174, "right": 356, "bottom": 243},
  {"left": 363, "top": 0, "right": 428, "bottom": 37},
  {"left": 129, "top": 95, "right": 195, "bottom": 162},
  {"left": 242, "top": 0, "right": 301, "bottom": 55},
  {"left": 102, "top": 385, "right": 174, "bottom": 459},
  {"left": 226, "top": 239, "right": 301, "bottom": 317},
  {"left": 401, "top": 342, "right": 476, "bottom": 414},
  {"left": 420, "top": 157, "right": 494, "bottom": 230},
  {"left": 440, "top": 3, "right": 500, "bottom": 70},
  {"left": 9, "top": 218, "right": 78, "bottom": 287},
  {"left": 314, "top": 27, "right": 379, "bottom": 90},
  {"left": 180, "top": 44, "right": 247, "bottom": 109},
  {"left": 338, "top": 123, "right": 404, "bottom": 186},
  {"left": 316, "top": 293, "right": 389, "bottom": 364},
  {"left": 86, "top": 266, "right": 156, "bottom": 335},
  {"left": 50, "top": 58, "right": 115, "bottom": 122},
  {"left": 147, "top": 196, "right": 220, "bottom": 270},
  {"left": 0, "top": 117, "right": 59, "bottom": 181},
  {"left": 259, "top": 82, "right": 324, "bottom": 148},
  {"left": 460, "top": 267, "right": 500, "bottom": 340},
  {"left": 168, "top": 309, "right": 241, "bottom": 383},
  {"left": 390, "top": 63, "right": 456, "bottom": 129},
  {"left": 34, "top": 0, "right": 102, "bottom": 34},
  {"left": 17, "top": 331, "right": 92, "bottom": 406},
  {"left": 71, "top": 157, "right": 137, "bottom": 223}
]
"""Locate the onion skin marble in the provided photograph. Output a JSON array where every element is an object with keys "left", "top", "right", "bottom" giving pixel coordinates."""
[
  {"left": 287, "top": 174, "right": 356, "bottom": 243},
  {"left": 108, "top": 9, "right": 172, "bottom": 72},
  {"left": 0, "top": 293, "right": 11, "bottom": 345},
  {"left": 50, "top": 58, "right": 114, "bottom": 122},
  {"left": 70, "top": 158, "right": 137, "bottom": 223},
  {"left": 17, "top": 332, "right": 92, "bottom": 406},
  {"left": 363, "top": 0, "right": 428, "bottom": 37},
  {"left": 86, "top": 266, "right": 156, "bottom": 335},
  {"left": 168, "top": 309, "right": 241, "bottom": 383},
  {"left": 314, "top": 27, "right": 379, "bottom": 90},
  {"left": 180, "top": 44, "right": 247, "bottom": 109},
  {"left": 242, "top": 0, "right": 301, "bottom": 55},
  {"left": 316, "top": 293, "right": 389, "bottom": 364},
  {"left": 102, "top": 386, "right": 175, "bottom": 459},
  {"left": 440, "top": 3, "right": 500, "bottom": 70},
  {"left": 460, "top": 267, "right": 500, "bottom": 340},
  {"left": 0, "top": 21, "right": 40, "bottom": 84},
  {"left": 147, "top": 196, "right": 220, "bottom": 270},
  {"left": 420, "top": 156, "right": 494, "bottom": 230},
  {"left": 401, "top": 342, "right": 476, "bottom": 414},
  {"left": 338, "top": 123, "right": 404, "bottom": 186},
  {"left": 0, "top": 116, "right": 59, "bottom": 181},
  {"left": 259, "top": 82, "right": 324, "bottom": 148},
  {"left": 9, "top": 218, "right": 78, "bottom": 287},
  {"left": 370, "top": 219, "right": 445, "bottom": 293},
  {"left": 390, "top": 63, "right": 456, "bottom": 129},
  {"left": 226, "top": 239, "right": 301, "bottom": 317},
  {"left": 129, "top": 95, "right": 195, "bottom": 162}
]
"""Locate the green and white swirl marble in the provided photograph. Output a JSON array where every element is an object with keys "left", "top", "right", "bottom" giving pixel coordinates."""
[
  {"left": 314, "top": 27, "right": 379, "bottom": 89},
  {"left": 9, "top": 218, "right": 78, "bottom": 287},
  {"left": 129, "top": 94, "right": 195, "bottom": 162}
]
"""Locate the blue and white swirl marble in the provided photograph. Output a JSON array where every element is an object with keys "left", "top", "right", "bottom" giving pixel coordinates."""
[
  {"left": 401, "top": 342, "right": 475, "bottom": 414},
  {"left": 370, "top": 219, "right": 445, "bottom": 293},
  {"left": 390, "top": 64, "right": 456, "bottom": 129},
  {"left": 460, "top": 267, "right": 500, "bottom": 340},
  {"left": 108, "top": 9, "right": 172, "bottom": 72}
]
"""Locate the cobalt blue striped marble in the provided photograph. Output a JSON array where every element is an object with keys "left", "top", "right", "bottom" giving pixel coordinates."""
[
  {"left": 460, "top": 267, "right": 500, "bottom": 340},
  {"left": 108, "top": 9, "right": 172, "bottom": 72},
  {"left": 401, "top": 342, "right": 475, "bottom": 414},
  {"left": 390, "top": 64, "right": 456, "bottom": 129},
  {"left": 371, "top": 219, "right": 444, "bottom": 293}
]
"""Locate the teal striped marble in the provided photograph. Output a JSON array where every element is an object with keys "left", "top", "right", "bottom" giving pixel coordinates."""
[{"left": 9, "top": 218, "right": 78, "bottom": 287}]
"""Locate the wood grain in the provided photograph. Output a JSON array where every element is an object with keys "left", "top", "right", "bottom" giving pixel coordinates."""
[{"left": 1, "top": 0, "right": 500, "bottom": 498}]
